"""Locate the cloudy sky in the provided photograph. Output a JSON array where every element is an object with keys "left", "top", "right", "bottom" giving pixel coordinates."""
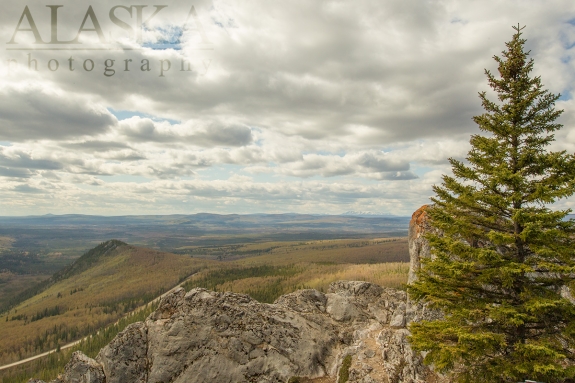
[{"left": 1, "top": 0, "right": 575, "bottom": 216}]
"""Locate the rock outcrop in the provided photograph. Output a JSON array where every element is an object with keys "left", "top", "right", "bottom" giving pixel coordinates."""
[
  {"left": 31, "top": 206, "right": 445, "bottom": 383},
  {"left": 407, "top": 204, "right": 434, "bottom": 284}
]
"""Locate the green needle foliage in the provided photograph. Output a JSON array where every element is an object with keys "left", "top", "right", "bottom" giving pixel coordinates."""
[{"left": 407, "top": 25, "right": 575, "bottom": 383}]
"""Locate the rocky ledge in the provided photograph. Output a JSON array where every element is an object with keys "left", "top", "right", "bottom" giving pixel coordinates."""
[
  {"left": 30, "top": 281, "right": 442, "bottom": 383},
  {"left": 31, "top": 208, "right": 444, "bottom": 383}
]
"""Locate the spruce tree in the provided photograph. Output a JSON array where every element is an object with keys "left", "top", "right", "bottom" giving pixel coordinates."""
[{"left": 407, "top": 25, "right": 575, "bottom": 383}]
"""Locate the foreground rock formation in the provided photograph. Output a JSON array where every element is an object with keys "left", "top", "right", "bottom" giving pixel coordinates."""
[{"left": 31, "top": 208, "right": 444, "bottom": 383}]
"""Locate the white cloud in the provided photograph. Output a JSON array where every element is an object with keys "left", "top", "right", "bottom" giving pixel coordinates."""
[{"left": 0, "top": 0, "right": 574, "bottom": 215}]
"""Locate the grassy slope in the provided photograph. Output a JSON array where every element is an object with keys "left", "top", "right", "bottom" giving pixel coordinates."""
[
  {"left": 183, "top": 238, "right": 410, "bottom": 303},
  {"left": 0, "top": 241, "right": 214, "bottom": 365},
  {"left": 237, "top": 237, "right": 409, "bottom": 265},
  {"left": 1, "top": 241, "right": 128, "bottom": 312},
  {"left": 177, "top": 237, "right": 408, "bottom": 262}
]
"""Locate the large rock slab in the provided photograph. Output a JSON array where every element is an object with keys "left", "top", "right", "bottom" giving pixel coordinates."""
[
  {"left": 35, "top": 278, "right": 447, "bottom": 383},
  {"left": 142, "top": 286, "right": 341, "bottom": 383},
  {"left": 97, "top": 321, "right": 148, "bottom": 383}
]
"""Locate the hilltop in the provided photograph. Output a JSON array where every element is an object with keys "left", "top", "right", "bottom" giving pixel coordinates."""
[{"left": 4, "top": 240, "right": 128, "bottom": 311}]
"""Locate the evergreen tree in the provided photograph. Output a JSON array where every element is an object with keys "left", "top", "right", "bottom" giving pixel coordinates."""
[{"left": 407, "top": 25, "right": 575, "bottom": 383}]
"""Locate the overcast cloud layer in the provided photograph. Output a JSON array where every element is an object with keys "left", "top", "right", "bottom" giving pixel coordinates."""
[{"left": 1, "top": 0, "right": 575, "bottom": 216}]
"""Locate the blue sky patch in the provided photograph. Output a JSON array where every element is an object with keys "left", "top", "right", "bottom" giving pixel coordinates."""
[{"left": 108, "top": 108, "right": 180, "bottom": 125}]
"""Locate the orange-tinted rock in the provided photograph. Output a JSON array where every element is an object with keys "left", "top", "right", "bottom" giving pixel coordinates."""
[
  {"left": 411, "top": 205, "right": 430, "bottom": 236},
  {"left": 408, "top": 205, "right": 433, "bottom": 284}
]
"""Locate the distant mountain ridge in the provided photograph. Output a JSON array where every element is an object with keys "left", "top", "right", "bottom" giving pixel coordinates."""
[
  {"left": 342, "top": 211, "right": 398, "bottom": 217},
  {"left": 0, "top": 214, "right": 411, "bottom": 256},
  {"left": 0, "top": 213, "right": 410, "bottom": 225}
]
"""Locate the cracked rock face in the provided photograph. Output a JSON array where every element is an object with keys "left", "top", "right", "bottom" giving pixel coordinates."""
[
  {"left": 30, "top": 205, "right": 447, "bottom": 383},
  {"left": 97, "top": 321, "right": 148, "bottom": 383},
  {"left": 32, "top": 281, "right": 444, "bottom": 383},
  {"left": 141, "top": 286, "right": 341, "bottom": 383}
]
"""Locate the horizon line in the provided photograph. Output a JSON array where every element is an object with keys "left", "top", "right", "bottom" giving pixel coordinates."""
[{"left": 0, "top": 212, "right": 408, "bottom": 218}]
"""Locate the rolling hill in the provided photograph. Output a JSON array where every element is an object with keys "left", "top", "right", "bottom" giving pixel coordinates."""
[{"left": 0, "top": 241, "right": 214, "bottom": 366}]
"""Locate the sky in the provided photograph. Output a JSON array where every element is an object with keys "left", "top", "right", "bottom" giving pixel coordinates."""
[{"left": 1, "top": 0, "right": 575, "bottom": 216}]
